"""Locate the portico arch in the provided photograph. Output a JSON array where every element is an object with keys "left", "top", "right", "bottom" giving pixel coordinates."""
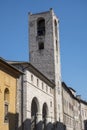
[
  {"left": 31, "top": 97, "right": 39, "bottom": 130},
  {"left": 42, "top": 103, "right": 48, "bottom": 130}
]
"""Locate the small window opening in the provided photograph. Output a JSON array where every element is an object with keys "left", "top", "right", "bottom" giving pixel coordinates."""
[
  {"left": 42, "top": 82, "right": 44, "bottom": 90},
  {"left": 46, "top": 85, "right": 48, "bottom": 92},
  {"left": 31, "top": 74, "right": 33, "bottom": 82},
  {"left": 37, "top": 79, "right": 39, "bottom": 87},
  {"left": 56, "top": 40, "right": 58, "bottom": 52},
  {"left": 38, "top": 42, "right": 44, "bottom": 50},
  {"left": 50, "top": 88, "right": 51, "bottom": 93}
]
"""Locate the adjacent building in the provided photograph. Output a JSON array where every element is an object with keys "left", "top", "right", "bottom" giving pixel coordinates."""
[
  {"left": 0, "top": 57, "right": 22, "bottom": 130},
  {"left": 62, "top": 82, "right": 87, "bottom": 130},
  {"left": 62, "top": 82, "right": 74, "bottom": 130},
  {"left": 80, "top": 100, "right": 87, "bottom": 130}
]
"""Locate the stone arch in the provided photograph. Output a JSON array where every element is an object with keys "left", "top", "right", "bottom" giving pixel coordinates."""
[
  {"left": 31, "top": 97, "right": 40, "bottom": 130},
  {"left": 37, "top": 17, "right": 45, "bottom": 36},
  {"left": 42, "top": 102, "right": 48, "bottom": 130}
]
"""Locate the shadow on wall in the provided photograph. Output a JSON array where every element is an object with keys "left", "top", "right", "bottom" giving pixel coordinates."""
[
  {"left": 20, "top": 119, "right": 66, "bottom": 130},
  {"left": 84, "top": 120, "right": 87, "bottom": 130},
  {"left": 8, "top": 112, "right": 19, "bottom": 130},
  {"left": 8, "top": 113, "right": 66, "bottom": 130}
]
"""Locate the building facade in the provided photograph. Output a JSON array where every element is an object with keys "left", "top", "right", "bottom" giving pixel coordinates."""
[
  {"left": 62, "top": 82, "right": 74, "bottom": 130},
  {"left": 9, "top": 62, "right": 55, "bottom": 130},
  {"left": 62, "top": 82, "right": 87, "bottom": 130},
  {"left": 80, "top": 100, "right": 87, "bottom": 130},
  {"left": 0, "top": 58, "right": 22, "bottom": 130}
]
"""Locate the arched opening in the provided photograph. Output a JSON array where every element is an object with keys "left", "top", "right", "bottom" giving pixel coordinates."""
[
  {"left": 31, "top": 97, "right": 39, "bottom": 130},
  {"left": 4, "top": 88, "right": 9, "bottom": 101},
  {"left": 4, "top": 88, "right": 9, "bottom": 122},
  {"left": 54, "top": 20, "right": 57, "bottom": 38},
  {"left": 37, "top": 18, "right": 45, "bottom": 36},
  {"left": 42, "top": 103, "right": 48, "bottom": 130}
]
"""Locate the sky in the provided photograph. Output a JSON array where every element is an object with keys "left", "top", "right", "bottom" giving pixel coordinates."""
[{"left": 0, "top": 0, "right": 87, "bottom": 100}]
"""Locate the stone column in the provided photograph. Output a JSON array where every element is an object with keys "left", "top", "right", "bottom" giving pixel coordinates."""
[{"left": 37, "top": 112, "right": 43, "bottom": 130}]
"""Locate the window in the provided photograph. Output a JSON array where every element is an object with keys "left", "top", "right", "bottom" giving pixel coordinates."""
[
  {"left": 46, "top": 85, "right": 48, "bottom": 92},
  {"left": 4, "top": 88, "right": 9, "bottom": 122},
  {"left": 38, "top": 42, "right": 44, "bottom": 50},
  {"left": 56, "top": 40, "right": 58, "bottom": 52},
  {"left": 50, "top": 101, "right": 52, "bottom": 107},
  {"left": 54, "top": 20, "right": 57, "bottom": 37},
  {"left": 4, "top": 104, "right": 8, "bottom": 122},
  {"left": 31, "top": 74, "right": 33, "bottom": 82},
  {"left": 56, "top": 40, "right": 58, "bottom": 63},
  {"left": 37, "top": 18, "right": 45, "bottom": 36},
  {"left": 4, "top": 88, "right": 9, "bottom": 101},
  {"left": 42, "top": 82, "right": 44, "bottom": 90},
  {"left": 37, "top": 79, "right": 39, "bottom": 87},
  {"left": 50, "top": 88, "right": 51, "bottom": 93}
]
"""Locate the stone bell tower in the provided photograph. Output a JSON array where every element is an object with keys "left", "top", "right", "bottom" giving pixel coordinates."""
[{"left": 29, "top": 8, "right": 63, "bottom": 122}]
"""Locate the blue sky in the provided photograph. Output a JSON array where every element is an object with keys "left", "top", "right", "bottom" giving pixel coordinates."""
[{"left": 0, "top": 0, "right": 87, "bottom": 100}]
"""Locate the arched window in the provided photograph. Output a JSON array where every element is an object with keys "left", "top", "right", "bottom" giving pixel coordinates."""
[
  {"left": 54, "top": 20, "right": 57, "bottom": 37},
  {"left": 31, "top": 97, "right": 39, "bottom": 130},
  {"left": 4, "top": 88, "right": 9, "bottom": 101},
  {"left": 4, "top": 88, "right": 9, "bottom": 122},
  {"left": 37, "top": 18, "right": 45, "bottom": 36},
  {"left": 42, "top": 103, "right": 48, "bottom": 130}
]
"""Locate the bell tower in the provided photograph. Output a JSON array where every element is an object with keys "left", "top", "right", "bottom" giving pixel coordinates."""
[{"left": 29, "top": 8, "right": 63, "bottom": 122}]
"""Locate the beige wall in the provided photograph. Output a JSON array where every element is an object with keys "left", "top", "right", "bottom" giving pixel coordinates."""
[{"left": 0, "top": 70, "right": 17, "bottom": 130}]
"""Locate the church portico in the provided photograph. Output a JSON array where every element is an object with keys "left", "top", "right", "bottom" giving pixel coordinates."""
[{"left": 18, "top": 62, "right": 54, "bottom": 130}]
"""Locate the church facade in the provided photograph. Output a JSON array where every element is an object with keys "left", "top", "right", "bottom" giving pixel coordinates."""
[{"left": 2, "top": 9, "right": 87, "bottom": 130}]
